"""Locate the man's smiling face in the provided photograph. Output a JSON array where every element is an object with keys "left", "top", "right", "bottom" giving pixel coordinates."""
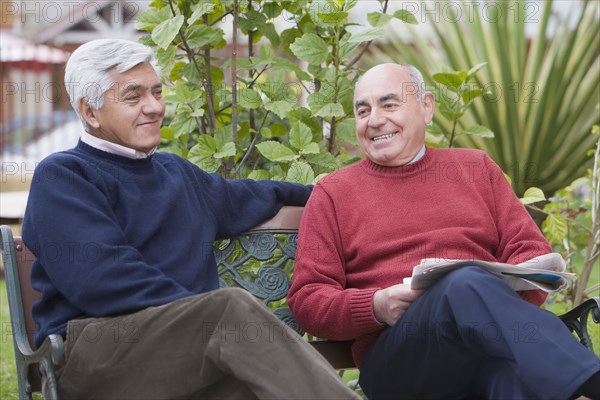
[
  {"left": 354, "top": 64, "right": 435, "bottom": 167},
  {"left": 81, "top": 62, "right": 165, "bottom": 153}
]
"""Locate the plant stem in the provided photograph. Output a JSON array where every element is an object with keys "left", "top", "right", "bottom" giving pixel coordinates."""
[
  {"left": 210, "top": 10, "right": 233, "bottom": 26},
  {"left": 231, "top": 0, "right": 238, "bottom": 145},
  {"left": 328, "top": 25, "right": 342, "bottom": 153},
  {"left": 167, "top": 0, "right": 207, "bottom": 134},
  {"left": 236, "top": 111, "right": 270, "bottom": 174},
  {"left": 203, "top": 14, "right": 218, "bottom": 132},
  {"left": 574, "top": 135, "right": 600, "bottom": 305},
  {"left": 448, "top": 119, "right": 458, "bottom": 148},
  {"left": 248, "top": 0, "right": 257, "bottom": 135}
]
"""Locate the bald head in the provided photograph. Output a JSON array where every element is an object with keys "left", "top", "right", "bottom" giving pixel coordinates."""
[{"left": 356, "top": 64, "right": 427, "bottom": 104}]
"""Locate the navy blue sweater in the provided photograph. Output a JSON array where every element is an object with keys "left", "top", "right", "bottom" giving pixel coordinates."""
[{"left": 22, "top": 141, "right": 311, "bottom": 347}]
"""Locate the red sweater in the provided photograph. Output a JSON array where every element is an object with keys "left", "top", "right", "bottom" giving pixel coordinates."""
[{"left": 288, "top": 147, "right": 551, "bottom": 367}]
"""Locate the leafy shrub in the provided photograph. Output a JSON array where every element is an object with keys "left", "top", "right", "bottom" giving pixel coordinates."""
[{"left": 136, "top": 0, "right": 418, "bottom": 182}]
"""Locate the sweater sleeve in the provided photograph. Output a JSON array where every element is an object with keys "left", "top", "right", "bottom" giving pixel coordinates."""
[
  {"left": 483, "top": 154, "right": 552, "bottom": 306},
  {"left": 288, "top": 184, "right": 384, "bottom": 341},
  {"left": 22, "top": 157, "right": 195, "bottom": 318},
  {"left": 189, "top": 165, "right": 312, "bottom": 239}
]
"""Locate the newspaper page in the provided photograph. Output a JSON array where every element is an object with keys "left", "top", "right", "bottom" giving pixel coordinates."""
[{"left": 405, "top": 253, "right": 575, "bottom": 292}]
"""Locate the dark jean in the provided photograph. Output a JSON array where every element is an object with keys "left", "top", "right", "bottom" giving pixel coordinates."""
[{"left": 359, "top": 267, "right": 600, "bottom": 400}]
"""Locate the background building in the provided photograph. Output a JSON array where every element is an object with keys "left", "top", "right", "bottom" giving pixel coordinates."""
[{"left": 0, "top": 0, "right": 148, "bottom": 220}]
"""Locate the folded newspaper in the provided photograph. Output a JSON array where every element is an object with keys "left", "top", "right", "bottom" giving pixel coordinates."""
[{"left": 404, "top": 253, "right": 575, "bottom": 293}]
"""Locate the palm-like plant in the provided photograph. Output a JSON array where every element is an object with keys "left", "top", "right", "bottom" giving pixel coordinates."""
[{"left": 365, "top": 0, "right": 599, "bottom": 196}]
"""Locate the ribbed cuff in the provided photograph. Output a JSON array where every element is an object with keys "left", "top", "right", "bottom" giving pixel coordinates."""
[{"left": 349, "top": 288, "right": 383, "bottom": 330}]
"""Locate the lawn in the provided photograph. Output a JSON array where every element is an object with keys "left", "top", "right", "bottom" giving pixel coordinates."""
[{"left": 0, "top": 280, "right": 19, "bottom": 399}]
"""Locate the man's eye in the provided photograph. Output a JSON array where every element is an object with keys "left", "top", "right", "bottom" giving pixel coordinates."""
[
  {"left": 124, "top": 95, "right": 140, "bottom": 102},
  {"left": 356, "top": 109, "right": 369, "bottom": 117}
]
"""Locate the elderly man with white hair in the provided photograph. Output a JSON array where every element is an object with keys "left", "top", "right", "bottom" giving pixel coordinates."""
[{"left": 22, "top": 39, "right": 359, "bottom": 400}]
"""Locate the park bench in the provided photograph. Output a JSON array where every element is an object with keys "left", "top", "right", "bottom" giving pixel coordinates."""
[{"left": 1, "top": 205, "right": 599, "bottom": 399}]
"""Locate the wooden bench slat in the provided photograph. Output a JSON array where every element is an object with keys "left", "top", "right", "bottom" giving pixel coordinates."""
[{"left": 250, "top": 206, "right": 304, "bottom": 232}]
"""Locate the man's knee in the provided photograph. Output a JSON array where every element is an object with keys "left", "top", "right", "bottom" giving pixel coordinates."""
[
  {"left": 442, "top": 266, "right": 498, "bottom": 288},
  {"left": 196, "top": 288, "right": 298, "bottom": 345},
  {"left": 430, "top": 266, "right": 506, "bottom": 304},
  {"left": 164, "top": 287, "right": 264, "bottom": 325},
  {"left": 205, "top": 287, "right": 271, "bottom": 320}
]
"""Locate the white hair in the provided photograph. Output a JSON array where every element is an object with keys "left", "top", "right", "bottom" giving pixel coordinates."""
[
  {"left": 400, "top": 64, "right": 426, "bottom": 102},
  {"left": 64, "top": 39, "right": 160, "bottom": 129}
]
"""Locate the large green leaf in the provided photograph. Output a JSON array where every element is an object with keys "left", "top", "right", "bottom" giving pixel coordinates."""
[
  {"left": 308, "top": 0, "right": 347, "bottom": 27},
  {"left": 289, "top": 122, "right": 313, "bottom": 151},
  {"left": 214, "top": 142, "right": 236, "bottom": 159},
  {"left": 188, "top": 136, "right": 221, "bottom": 173},
  {"left": 520, "top": 187, "right": 546, "bottom": 205},
  {"left": 135, "top": 6, "right": 171, "bottom": 31},
  {"left": 314, "top": 103, "right": 345, "bottom": 119},
  {"left": 256, "top": 141, "right": 299, "bottom": 162},
  {"left": 348, "top": 27, "right": 386, "bottom": 43},
  {"left": 238, "top": 88, "right": 263, "bottom": 109},
  {"left": 156, "top": 46, "right": 177, "bottom": 77},
  {"left": 152, "top": 15, "right": 184, "bottom": 49},
  {"left": 432, "top": 72, "right": 464, "bottom": 91},
  {"left": 188, "top": 2, "right": 216, "bottom": 25},
  {"left": 290, "top": 33, "right": 329, "bottom": 65},
  {"left": 299, "top": 142, "right": 320, "bottom": 155},
  {"left": 463, "top": 125, "right": 494, "bottom": 138},
  {"left": 169, "top": 112, "right": 197, "bottom": 137},
  {"left": 287, "top": 161, "right": 315, "bottom": 185},
  {"left": 264, "top": 100, "right": 295, "bottom": 119},
  {"left": 185, "top": 25, "right": 225, "bottom": 48},
  {"left": 542, "top": 213, "right": 569, "bottom": 243},
  {"left": 367, "top": 12, "right": 392, "bottom": 27},
  {"left": 392, "top": 10, "right": 418, "bottom": 25}
]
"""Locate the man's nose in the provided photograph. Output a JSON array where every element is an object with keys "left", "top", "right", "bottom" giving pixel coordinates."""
[
  {"left": 368, "top": 107, "right": 385, "bottom": 127},
  {"left": 142, "top": 94, "right": 165, "bottom": 115}
]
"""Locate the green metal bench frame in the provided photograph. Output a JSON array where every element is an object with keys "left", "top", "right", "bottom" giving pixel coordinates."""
[{"left": 1, "top": 206, "right": 598, "bottom": 399}]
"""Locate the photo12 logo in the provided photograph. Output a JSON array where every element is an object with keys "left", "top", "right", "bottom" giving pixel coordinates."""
[
  {"left": 1, "top": 1, "right": 140, "bottom": 24},
  {"left": 401, "top": 1, "right": 540, "bottom": 24}
]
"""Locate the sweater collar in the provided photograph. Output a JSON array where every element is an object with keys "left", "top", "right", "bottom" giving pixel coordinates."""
[
  {"left": 360, "top": 146, "right": 434, "bottom": 178},
  {"left": 76, "top": 140, "right": 155, "bottom": 165}
]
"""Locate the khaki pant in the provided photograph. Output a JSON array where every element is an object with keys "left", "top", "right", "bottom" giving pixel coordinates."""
[{"left": 50, "top": 287, "right": 358, "bottom": 400}]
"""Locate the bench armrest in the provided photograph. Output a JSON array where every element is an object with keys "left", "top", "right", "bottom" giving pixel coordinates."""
[{"left": 558, "top": 296, "right": 600, "bottom": 352}]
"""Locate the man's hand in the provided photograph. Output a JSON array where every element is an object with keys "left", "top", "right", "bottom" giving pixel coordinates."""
[{"left": 373, "top": 284, "right": 423, "bottom": 326}]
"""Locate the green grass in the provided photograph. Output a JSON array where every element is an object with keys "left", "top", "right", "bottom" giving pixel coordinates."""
[
  {"left": 1, "top": 174, "right": 27, "bottom": 399},
  {"left": 0, "top": 280, "right": 19, "bottom": 399}
]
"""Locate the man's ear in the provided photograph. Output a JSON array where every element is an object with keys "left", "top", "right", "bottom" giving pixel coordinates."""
[
  {"left": 422, "top": 92, "right": 435, "bottom": 124},
  {"left": 78, "top": 98, "right": 100, "bottom": 129}
]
